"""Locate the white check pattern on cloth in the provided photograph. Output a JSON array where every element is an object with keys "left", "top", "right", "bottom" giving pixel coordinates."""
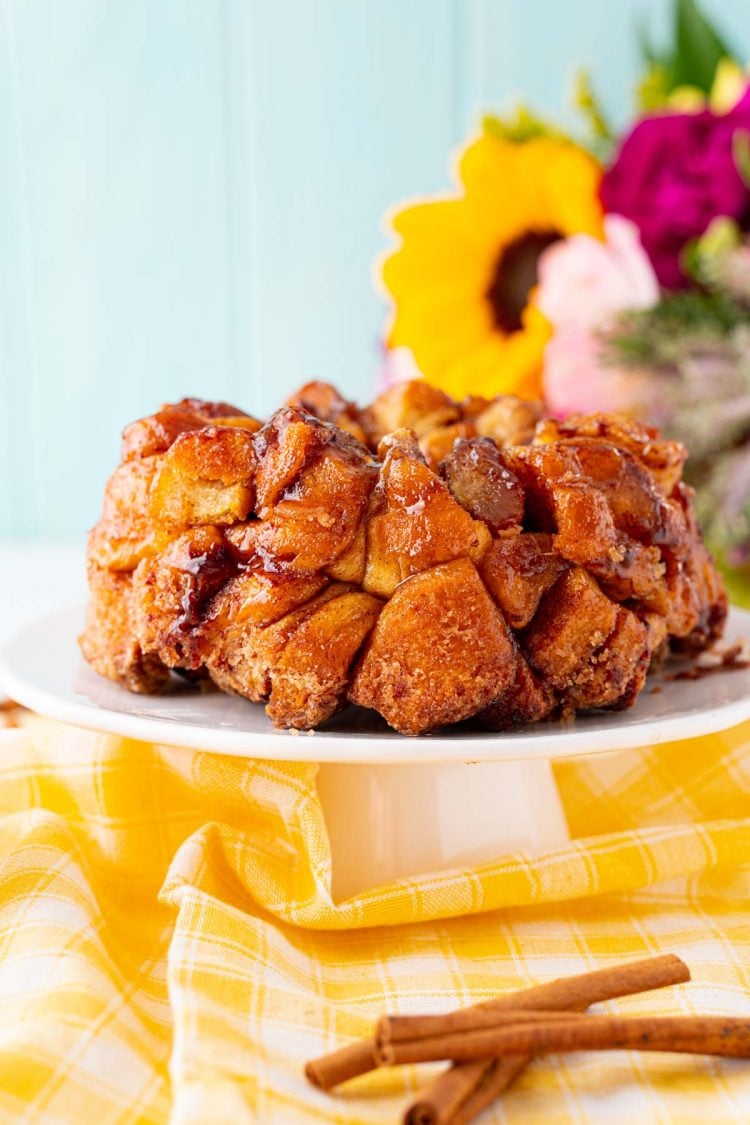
[{"left": 0, "top": 712, "right": 748, "bottom": 1122}]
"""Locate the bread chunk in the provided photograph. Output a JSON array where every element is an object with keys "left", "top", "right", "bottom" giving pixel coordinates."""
[
  {"left": 132, "top": 527, "right": 239, "bottom": 669},
  {"left": 208, "top": 580, "right": 382, "bottom": 729},
  {"left": 80, "top": 565, "right": 169, "bottom": 692},
  {"left": 523, "top": 568, "right": 619, "bottom": 691},
  {"left": 478, "top": 652, "right": 556, "bottom": 730},
  {"left": 252, "top": 407, "right": 377, "bottom": 573},
  {"left": 363, "top": 431, "right": 491, "bottom": 597},
  {"left": 325, "top": 523, "right": 367, "bottom": 584},
  {"left": 440, "top": 438, "right": 524, "bottom": 534},
  {"left": 480, "top": 533, "right": 568, "bottom": 629},
  {"left": 362, "top": 382, "right": 460, "bottom": 446},
  {"left": 475, "top": 395, "right": 541, "bottom": 446},
  {"left": 266, "top": 590, "right": 382, "bottom": 728},
  {"left": 122, "top": 397, "right": 260, "bottom": 462},
  {"left": 88, "top": 456, "right": 169, "bottom": 571},
  {"left": 562, "top": 607, "right": 649, "bottom": 712},
  {"left": 207, "top": 584, "right": 379, "bottom": 728},
  {"left": 350, "top": 558, "right": 516, "bottom": 735},
  {"left": 149, "top": 426, "right": 256, "bottom": 529},
  {"left": 286, "top": 380, "right": 368, "bottom": 445},
  {"left": 506, "top": 441, "right": 668, "bottom": 602},
  {"left": 419, "top": 421, "right": 476, "bottom": 470},
  {"left": 535, "top": 413, "right": 686, "bottom": 495}
]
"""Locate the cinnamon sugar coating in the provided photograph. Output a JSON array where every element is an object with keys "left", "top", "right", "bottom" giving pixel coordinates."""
[{"left": 81, "top": 382, "right": 727, "bottom": 734}]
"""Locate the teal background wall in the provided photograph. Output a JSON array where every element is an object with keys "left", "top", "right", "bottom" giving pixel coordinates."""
[{"left": 1, "top": 0, "right": 747, "bottom": 542}]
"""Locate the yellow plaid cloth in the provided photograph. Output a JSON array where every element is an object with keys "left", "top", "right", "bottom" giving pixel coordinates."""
[{"left": 0, "top": 713, "right": 750, "bottom": 1123}]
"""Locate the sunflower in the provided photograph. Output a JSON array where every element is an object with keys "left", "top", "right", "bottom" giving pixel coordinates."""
[{"left": 379, "top": 133, "right": 604, "bottom": 400}]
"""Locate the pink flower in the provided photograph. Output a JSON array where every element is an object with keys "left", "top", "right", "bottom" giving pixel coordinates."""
[
  {"left": 542, "top": 326, "right": 664, "bottom": 419},
  {"left": 535, "top": 216, "right": 660, "bottom": 418},
  {"left": 536, "top": 215, "right": 659, "bottom": 329},
  {"left": 376, "top": 344, "right": 423, "bottom": 394}
]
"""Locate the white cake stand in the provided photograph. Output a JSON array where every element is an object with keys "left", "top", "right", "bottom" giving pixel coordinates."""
[{"left": 2, "top": 607, "right": 750, "bottom": 900}]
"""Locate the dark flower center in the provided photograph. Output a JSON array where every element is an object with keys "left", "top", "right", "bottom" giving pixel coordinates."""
[{"left": 486, "top": 230, "right": 561, "bottom": 334}]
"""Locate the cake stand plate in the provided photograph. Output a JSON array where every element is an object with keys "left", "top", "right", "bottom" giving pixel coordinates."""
[{"left": 2, "top": 607, "right": 749, "bottom": 898}]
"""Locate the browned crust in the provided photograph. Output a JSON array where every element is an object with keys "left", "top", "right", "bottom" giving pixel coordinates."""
[{"left": 81, "top": 382, "right": 727, "bottom": 734}]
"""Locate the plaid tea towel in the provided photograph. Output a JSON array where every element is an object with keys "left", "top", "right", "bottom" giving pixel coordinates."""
[{"left": 0, "top": 709, "right": 749, "bottom": 1122}]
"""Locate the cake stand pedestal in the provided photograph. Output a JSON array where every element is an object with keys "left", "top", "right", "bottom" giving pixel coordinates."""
[{"left": 317, "top": 757, "right": 570, "bottom": 901}]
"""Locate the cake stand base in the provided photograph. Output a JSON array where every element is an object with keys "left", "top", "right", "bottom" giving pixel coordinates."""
[{"left": 316, "top": 756, "right": 571, "bottom": 902}]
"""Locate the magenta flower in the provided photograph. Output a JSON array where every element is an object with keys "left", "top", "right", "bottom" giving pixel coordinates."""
[{"left": 601, "top": 90, "right": 750, "bottom": 289}]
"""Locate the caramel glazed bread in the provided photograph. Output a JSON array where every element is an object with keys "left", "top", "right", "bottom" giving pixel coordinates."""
[{"left": 81, "top": 379, "right": 727, "bottom": 736}]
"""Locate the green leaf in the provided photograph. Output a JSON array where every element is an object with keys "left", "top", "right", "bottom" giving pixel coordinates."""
[
  {"left": 673, "top": 0, "right": 732, "bottom": 92},
  {"left": 482, "top": 107, "right": 568, "bottom": 144},
  {"left": 733, "top": 129, "right": 750, "bottom": 189},
  {"left": 636, "top": 63, "right": 674, "bottom": 112},
  {"left": 680, "top": 239, "right": 703, "bottom": 283},
  {"left": 573, "top": 69, "right": 613, "bottom": 144},
  {"left": 603, "top": 290, "right": 750, "bottom": 368},
  {"left": 682, "top": 216, "right": 742, "bottom": 285}
]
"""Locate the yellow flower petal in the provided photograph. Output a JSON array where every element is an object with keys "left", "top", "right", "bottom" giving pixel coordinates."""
[
  {"left": 666, "top": 85, "right": 707, "bottom": 112},
  {"left": 710, "top": 58, "right": 747, "bottom": 113},
  {"left": 391, "top": 300, "right": 493, "bottom": 377},
  {"left": 379, "top": 132, "right": 602, "bottom": 400},
  {"left": 382, "top": 246, "right": 489, "bottom": 300},
  {"left": 389, "top": 199, "right": 495, "bottom": 260},
  {"left": 444, "top": 320, "right": 548, "bottom": 401}
]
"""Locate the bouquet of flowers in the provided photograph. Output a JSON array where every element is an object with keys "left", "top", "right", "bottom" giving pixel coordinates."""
[{"left": 377, "top": 0, "right": 750, "bottom": 601}]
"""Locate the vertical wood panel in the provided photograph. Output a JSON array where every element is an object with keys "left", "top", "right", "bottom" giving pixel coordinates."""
[
  {"left": 220, "top": 0, "right": 260, "bottom": 411},
  {"left": 0, "top": 0, "right": 235, "bottom": 540},
  {"left": 457, "top": 0, "right": 642, "bottom": 135},
  {"left": 0, "top": 0, "right": 45, "bottom": 539},
  {"left": 457, "top": 0, "right": 748, "bottom": 136},
  {"left": 241, "top": 0, "right": 458, "bottom": 417}
]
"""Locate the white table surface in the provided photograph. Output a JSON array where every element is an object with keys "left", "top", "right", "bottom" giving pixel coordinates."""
[{"left": 0, "top": 544, "right": 86, "bottom": 648}]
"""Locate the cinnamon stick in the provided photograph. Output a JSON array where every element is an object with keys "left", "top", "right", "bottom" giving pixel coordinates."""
[
  {"left": 402, "top": 1061, "right": 494, "bottom": 1125},
  {"left": 401, "top": 953, "right": 690, "bottom": 1125},
  {"left": 304, "top": 1039, "right": 377, "bottom": 1092},
  {"left": 385, "top": 1012, "right": 750, "bottom": 1067},
  {"left": 384, "top": 1006, "right": 593, "bottom": 1050},
  {"left": 448, "top": 1060, "right": 529, "bottom": 1125},
  {"left": 305, "top": 953, "right": 689, "bottom": 1096}
]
